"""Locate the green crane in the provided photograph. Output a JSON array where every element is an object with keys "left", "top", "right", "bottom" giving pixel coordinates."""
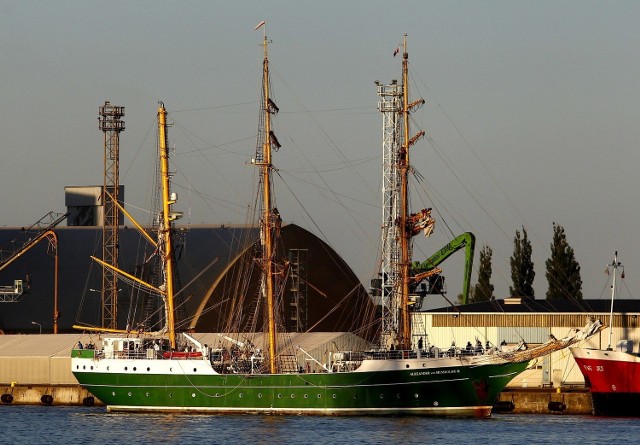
[{"left": 411, "top": 232, "right": 475, "bottom": 305}]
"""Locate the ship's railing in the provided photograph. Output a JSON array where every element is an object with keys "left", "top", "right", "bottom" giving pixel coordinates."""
[
  {"left": 361, "top": 346, "right": 497, "bottom": 360},
  {"left": 98, "top": 349, "right": 205, "bottom": 360}
]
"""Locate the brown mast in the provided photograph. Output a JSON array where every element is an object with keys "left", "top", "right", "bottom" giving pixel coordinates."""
[
  {"left": 398, "top": 35, "right": 427, "bottom": 350},
  {"left": 157, "top": 103, "right": 179, "bottom": 350},
  {"left": 257, "top": 23, "right": 279, "bottom": 374}
]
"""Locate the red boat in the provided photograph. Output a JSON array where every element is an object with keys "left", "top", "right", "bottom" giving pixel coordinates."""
[
  {"left": 570, "top": 251, "right": 639, "bottom": 416},
  {"left": 571, "top": 344, "right": 640, "bottom": 416}
]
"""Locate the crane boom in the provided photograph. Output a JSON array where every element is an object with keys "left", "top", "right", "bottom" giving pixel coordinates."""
[{"left": 411, "top": 232, "right": 475, "bottom": 305}]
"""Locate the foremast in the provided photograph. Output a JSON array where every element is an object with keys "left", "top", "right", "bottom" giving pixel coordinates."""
[
  {"left": 255, "top": 23, "right": 281, "bottom": 374},
  {"left": 606, "top": 251, "right": 624, "bottom": 350},
  {"left": 157, "top": 103, "right": 180, "bottom": 350},
  {"left": 76, "top": 103, "right": 182, "bottom": 350}
]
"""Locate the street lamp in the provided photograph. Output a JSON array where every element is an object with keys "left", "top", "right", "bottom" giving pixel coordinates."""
[{"left": 31, "top": 321, "right": 42, "bottom": 334}]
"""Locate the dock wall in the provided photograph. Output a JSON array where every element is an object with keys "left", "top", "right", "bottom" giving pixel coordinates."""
[{"left": 0, "top": 383, "right": 593, "bottom": 414}]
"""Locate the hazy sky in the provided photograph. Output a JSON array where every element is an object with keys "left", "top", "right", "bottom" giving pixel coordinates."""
[{"left": 1, "top": 1, "right": 639, "bottom": 306}]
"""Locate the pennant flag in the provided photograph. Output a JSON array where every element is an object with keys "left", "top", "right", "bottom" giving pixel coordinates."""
[
  {"left": 254, "top": 20, "right": 266, "bottom": 30},
  {"left": 393, "top": 46, "right": 400, "bottom": 57}
]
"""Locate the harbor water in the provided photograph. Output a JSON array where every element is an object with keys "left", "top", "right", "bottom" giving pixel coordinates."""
[{"left": 3, "top": 405, "right": 640, "bottom": 445}]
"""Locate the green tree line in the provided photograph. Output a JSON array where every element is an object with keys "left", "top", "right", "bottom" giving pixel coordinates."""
[{"left": 466, "top": 222, "right": 582, "bottom": 303}]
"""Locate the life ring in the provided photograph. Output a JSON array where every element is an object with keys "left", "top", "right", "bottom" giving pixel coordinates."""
[
  {"left": 82, "top": 396, "right": 95, "bottom": 407},
  {"left": 41, "top": 394, "right": 54, "bottom": 405},
  {"left": 1, "top": 393, "right": 14, "bottom": 404}
]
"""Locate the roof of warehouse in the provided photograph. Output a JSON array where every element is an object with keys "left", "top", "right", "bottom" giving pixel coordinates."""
[{"left": 424, "top": 298, "right": 640, "bottom": 314}]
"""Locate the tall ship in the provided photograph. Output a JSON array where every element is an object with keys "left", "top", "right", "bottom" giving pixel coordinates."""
[
  {"left": 71, "top": 29, "right": 601, "bottom": 416},
  {"left": 571, "top": 252, "right": 640, "bottom": 416}
]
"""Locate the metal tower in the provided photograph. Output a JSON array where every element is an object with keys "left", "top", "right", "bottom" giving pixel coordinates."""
[
  {"left": 98, "top": 101, "right": 125, "bottom": 329},
  {"left": 288, "top": 248, "right": 309, "bottom": 332},
  {"left": 375, "top": 79, "right": 403, "bottom": 347}
]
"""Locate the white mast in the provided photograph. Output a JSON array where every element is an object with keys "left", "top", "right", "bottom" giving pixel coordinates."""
[{"left": 607, "top": 251, "right": 623, "bottom": 350}]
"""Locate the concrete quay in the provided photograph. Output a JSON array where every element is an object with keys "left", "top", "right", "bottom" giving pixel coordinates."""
[
  {"left": 0, "top": 383, "right": 593, "bottom": 415},
  {"left": 0, "top": 383, "right": 102, "bottom": 407},
  {"left": 495, "top": 387, "right": 593, "bottom": 415}
]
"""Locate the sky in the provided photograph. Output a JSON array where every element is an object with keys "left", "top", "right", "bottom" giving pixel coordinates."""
[{"left": 1, "top": 1, "right": 639, "bottom": 307}]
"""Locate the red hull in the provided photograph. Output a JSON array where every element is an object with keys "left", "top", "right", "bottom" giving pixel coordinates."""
[{"left": 571, "top": 347, "right": 640, "bottom": 416}]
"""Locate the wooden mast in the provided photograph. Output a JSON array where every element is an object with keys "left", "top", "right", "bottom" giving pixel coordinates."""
[
  {"left": 398, "top": 34, "right": 426, "bottom": 350},
  {"left": 258, "top": 24, "right": 278, "bottom": 374},
  {"left": 398, "top": 34, "right": 412, "bottom": 350},
  {"left": 157, "top": 103, "right": 178, "bottom": 350}
]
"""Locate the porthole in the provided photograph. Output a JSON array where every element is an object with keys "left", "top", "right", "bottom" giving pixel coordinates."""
[
  {"left": 422, "top": 363, "right": 426, "bottom": 367},
  {"left": 124, "top": 367, "right": 128, "bottom": 371},
  {"left": 170, "top": 368, "right": 173, "bottom": 372},
  {"left": 107, "top": 366, "right": 110, "bottom": 371},
  {"left": 82, "top": 365, "right": 86, "bottom": 370},
  {"left": 112, "top": 391, "right": 116, "bottom": 396},
  {"left": 133, "top": 367, "right": 137, "bottom": 371},
  {"left": 192, "top": 393, "right": 196, "bottom": 398},
  {"left": 414, "top": 393, "right": 419, "bottom": 399},
  {"left": 169, "top": 393, "right": 173, "bottom": 398},
  {"left": 317, "top": 394, "right": 322, "bottom": 399},
  {"left": 258, "top": 393, "right": 263, "bottom": 398},
  {"left": 90, "top": 366, "right": 94, "bottom": 370},
  {"left": 239, "top": 393, "right": 244, "bottom": 398},
  {"left": 215, "top": 393, "right": 220, "bottom": 397},
  {"left": 332, "top": 394, "right": 336, "bottom": 399},
  {"left": 193, "top": 368, "right": 197, "bottom": 372},
  {"left": 396, "top": 393, "right": 401, "bottom": 399},
  {"left": 290, "top": 394, "right": 295, "bottom": 398},
  {"left": 379, "top": 394, "right": 384, "bottom": 399},
  {"left": 277, "top": 394, "right": 282, "bottom": 399},
  {"left": 146, "top": 392, "right": 150, "bottom": 397},
  {"left": 147, "top": 367, "right": 151, "bottom": 372},
  {"left": 304, "top": 394, "right": 308, "bottom": 399},
  {"left": 433, "top": 401, "right": 439, "bottom": 406},
  {"left": 127, "top": 392, "right": 132, "bottom": 397}
]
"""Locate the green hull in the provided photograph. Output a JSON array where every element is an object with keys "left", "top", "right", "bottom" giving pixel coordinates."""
[{"left": 72, "top": 352, "right": 528, "bottom": 416}]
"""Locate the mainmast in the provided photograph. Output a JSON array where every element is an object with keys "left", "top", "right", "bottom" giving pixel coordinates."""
[
  {"left": 255, "top": 22, "right": 280, "bottom": 374},
  {"left": 378, "top": 35, "right": 428, "bottom": 350},
  {"left": 157, "top": 103, "right": 181, "bottom": 350}
]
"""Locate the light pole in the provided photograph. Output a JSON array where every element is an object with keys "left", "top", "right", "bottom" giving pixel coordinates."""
[{"left": 31, "top": 321, "right": 42, "bottom": 334}]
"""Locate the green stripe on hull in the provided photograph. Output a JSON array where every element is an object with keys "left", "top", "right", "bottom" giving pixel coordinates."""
[{"left": 73, "top": 361, "right": 528, "bottom": 416}]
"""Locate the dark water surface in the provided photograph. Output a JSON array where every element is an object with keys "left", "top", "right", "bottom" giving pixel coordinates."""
[{"left": 2, "top": 405, "right": 640, "bottom": 445}]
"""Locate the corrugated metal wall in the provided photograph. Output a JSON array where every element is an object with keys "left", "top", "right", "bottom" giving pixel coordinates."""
[{"left": 412, "top": 312, "right": 640, "bottom": 387}]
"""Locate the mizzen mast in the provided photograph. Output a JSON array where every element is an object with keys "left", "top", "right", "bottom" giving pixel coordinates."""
[{"left": 255, "top": 22, "right": 281, "bottom": 374}]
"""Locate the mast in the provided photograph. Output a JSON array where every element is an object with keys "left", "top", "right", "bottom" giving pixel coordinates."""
[
  {"left": 157, "top": 103, "right": 179, "bottom": 350},
  {"left": 396, "top": 35, "right": 427, "bottom": 350},
  {"left": 255, "top": 23, "right": 279, "bottom": 374},
  {"left": 398, "top": 36, "right": 412, "bottom": 349},
  {"left": 607, "top": 251, "right": 623, "bottom": 350}
]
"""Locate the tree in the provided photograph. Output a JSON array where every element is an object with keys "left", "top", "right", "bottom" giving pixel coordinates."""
[
  {"left": 509, "top": 226, "right": 535, "bottom": 298},
  {"left": 545, "top": 222, "right": 583, "bottom": 300},
  {"left": 470, "top": 244, "right": 494, "bottom": 303}
]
